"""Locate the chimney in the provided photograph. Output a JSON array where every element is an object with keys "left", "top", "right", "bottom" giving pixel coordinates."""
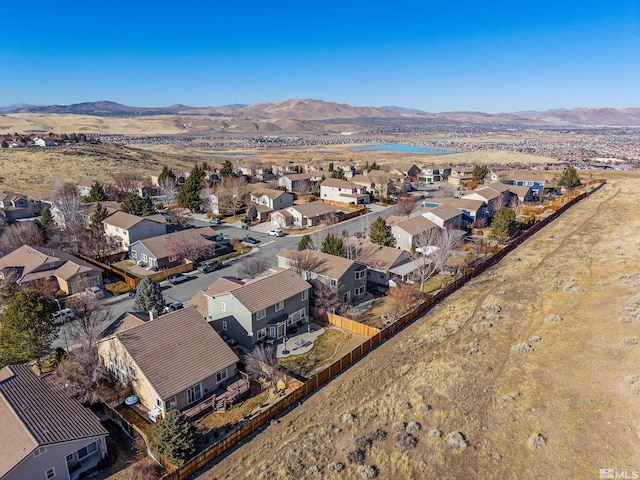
[{"left": 149, "top": 308, "right": 158, "bottom": 321}]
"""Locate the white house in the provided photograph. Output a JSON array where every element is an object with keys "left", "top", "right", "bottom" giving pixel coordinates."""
[{"left": 320, "top": 178, "right": 369, "bottom": 205}]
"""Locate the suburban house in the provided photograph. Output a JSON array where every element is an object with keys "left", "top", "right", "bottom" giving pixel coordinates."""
[
  {"left": 421, "top": 197, "right": 488, "bottom": 226},
  {"left": 418, "top": 164, "right": 452, "bottom": 183},
  {"left": 0, "top": 190, "right": 36, "bottom": 221},
  {"left": 272, "top": 202, "right": 339, "bottom": 228},
  {"left": 508, "top": 184, "right": 534, "bottom": 202},
  {"left": 420, "top": 204, "right": 464, "bottom": 229},
  {"left": 342, "top": 239, "right": 412, "bottom": 294},
  {"left": 102, "top": 211, "right": 167, "bottom": 249},
  {"left": 75, "top": 178, "right": 109, "bottom": 198},
  {"left": 250, "top": 188, "right": 294, "bottom": 211},
  {"left": 0, "top": 245, "right": 103, "bottom": 295},
  {"left": 192, "top": 269, "right": 312, "bottom": 349},
  {"left": 277, "top": 249, "right": 368, "bottom": 305},
  {"left": 278, "top": 173, "right": 313, "bottom": 193},
  {"left": 128, "top": 226, "right": 228, "bottom": 270},
  {"left": 331, "top": 163, "right": 357, "bottom": 179},
  {"left": 320, "top": 178, "right": 370, "bottom": 205},
  {"left": 448, "top": 166, "right": 475, "bottom": 185},
  {"left": 463, "top": 182, "right": 516, "bottom": 215},
  {"left": 98, "top": 307, "right": 241, "bottom": 418},
  {"left": 33, "top": 136, "right": 58, "bottom": 147},
  {"left": 390, "top": 162, "right": 420, "bottom": 179},
  {"left": 351, "top": 171, "right": 404, "bottom": 199},
  {"left": 500, "top": 170, "right": 548, "bottom": 196},
  {"left": 0, "top": 364, "right": 108, "bottom": 480},
  {"left": 387, "top": 215, "right": 439, "bottom": 251},
  {"left": 50, "top": 201, "right": 120, "bottom": 229}
]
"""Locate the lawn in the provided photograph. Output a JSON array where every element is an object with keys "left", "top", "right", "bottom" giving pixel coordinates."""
[
  {"left": 278, "top": 328, "right": 350, "bottom": 376},
  {"left": 111, "top": 260, "right": 142, "bottom": 278},
  {"left": 115, "top": 404, "right": 155, "bottom": 440}
]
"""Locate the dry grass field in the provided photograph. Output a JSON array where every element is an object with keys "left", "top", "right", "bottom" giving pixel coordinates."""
[{"left": 198, "top": 173, "right": 640, "bottom": 480}]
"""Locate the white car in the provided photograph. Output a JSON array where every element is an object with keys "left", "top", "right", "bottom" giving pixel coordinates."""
[
  {"left": 52, "top": 308, "right": 75, "bottom": 325},
  {"left": 84, "top": 286, "right": 105, "bottom": 299},
  {"left": 267, "top": 229, "right": 284, "bottom": 237}
]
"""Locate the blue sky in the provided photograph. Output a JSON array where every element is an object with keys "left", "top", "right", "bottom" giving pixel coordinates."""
[{"left": 1, "top": 0, "right": 638, "bottom": 112}]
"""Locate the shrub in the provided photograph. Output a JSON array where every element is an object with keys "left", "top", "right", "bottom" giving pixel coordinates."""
[
  {"left": 342, "top": 413, "right": 355, "bottom": 424},
  {"left": 327, "top": 462, "right": 345, "bottom": 473},
  {"left": 307, "top": 465, "right": 322, "bottom": 476},
  {"left": 359, "top": 465, "right": 379, "bottom": 479},
  {"left": 366, "top": 428, "right": 387, "bottom": 442},
  {"left": 346, "top": 449, "right": 365, "bottom": 464},
  {"left": 104, "top": 281, "right": 131, "bottom": 295},
  {"left": 528, "top": 433, "right": 546, "bottom": 449},
  {"left": 392, "top": 422, "right": 406, "bottom": 431},
  {"left": 447, "top": 431, "right": 468, "bottom": 449},
  {"left": 528, "top": 336, "right": 542, "bottom": 343},
  {"left": 150, "top": 411, "right": 197, "bottom": 467},
  {"left": 406, "top": 421, "right": 421, "bottom": 433},
  {"left": 545, "top": 314, "right": 562, "bottom": 323},
  {"left": 122, "top": 458, "right": 162, "bottom": 480},
  {"left": 511, "top": 342, "right": 532, "bottom": 354},
  {"left": 354, "top": 436, "right": 372, "bottom": 450},
  {"left": 428, "top": 429, "right": 442, "bottom": 438},
  {"left": 394, "top": 432, "right": 417, "bottom": 449}
]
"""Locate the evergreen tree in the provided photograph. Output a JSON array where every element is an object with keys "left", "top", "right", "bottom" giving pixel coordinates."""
[
  {"left": 368, "top": 216, "right": 394, "bottom": 247},
  {"left": 133, "top": 277, "right": 165, "bottom": 314},
  {"left": 89, "top": 202, "right": 109, "bottom": 233},
  {"left": 558, "top": 166, "right": 581, "bottom": 188},
  {"left": 472, "top": 165, "right": 489, "bottom": 181},
  {"left": 297, "top": 234, "right": 313, "bottom": 251},
  {"left": 321, "top": 233, "right": 344, "bottom": 256},
  {"left": 331, "top": 167, "right": 345, "bottom": 179},
  {"left": 85, "top": 181, "right": 108, "bottom": 202},
  {"left": 370, "top": 161, "right": 380, "bottom": 171},
  {"left": 328, "top": 162, "right": 334, "bottom": 172},
  {"left": 177, "top": 165, "right": 205, "bottom": 212},
  {"left": 219, "top": 159, "right": 234, "bottom": 178},
  {"left": 157, "top": 165, "right": 176, "bottom": 186},
  {"left": 150, "top": 410, "right": 197, "bottom": 466},
  {"left": 489, "top": 207, "right": 518, "bottom": 243},
  {"left": 40, "top": 207, "right": 53, "bottom": 228},
  {"left": 1, "top": 140, "right": 8, "bottom": 148},
  {"left": 364, "top": 160, "right": 370, "bottom": 173},
  {"left": 0, "top": 290, "right": 56, "bottom": 372},
  {"left": 141, "top": 195, "right": 156, "bottom": 216},
  {"left": 120, "top": 192, "right": 146, "bottom": 216}
]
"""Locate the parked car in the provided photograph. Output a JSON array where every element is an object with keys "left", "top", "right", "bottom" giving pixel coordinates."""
[
  {"left": 267, "top": 229, "right": 284, "bottom": 237},
  {"left": 209, "top": 218, "right": 221, "bottom": 225},
  {"left": 84, "top": 286, "right": 105, "bottom": 299},
  {"left": 197, "top": 261, "right": 224, "bottom": 273},
  {"left": 52, "top": 308, "right": 75, "bottom": 325},
  {"left": 163, "top": 301, "right": 184, "bottom": 313},
  {"left": 355, "top": 231, "right": 366, "bottom": 239},
  {"left": 167, "top": 273, "right": 189, "bottom": 285},
  {"left": 128, "top": 288, "right": 137, "bottom": 298},
  {"left": 242, "top": 236, "right": 260, "bottom": 245}
]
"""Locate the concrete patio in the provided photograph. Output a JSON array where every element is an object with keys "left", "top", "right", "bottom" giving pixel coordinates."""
[{"left": 275, "top": 322, "right": 325, "bottom": 358}]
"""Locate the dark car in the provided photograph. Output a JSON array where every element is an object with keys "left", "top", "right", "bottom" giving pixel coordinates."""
[
  {"left": 167, "top": 273, "right": 189, "bottom": 285},
  {"left": 197, "top": 261, "right": 223, "bottom": 273},
  {"left": 242, "top": 236, "right": 260, "bottom": 245},
  {"left": 163, "top": 301, "right": 184, "bottom": 313},
  {"left": 128, "top": 288, "right": 137, "bottom": 297}
]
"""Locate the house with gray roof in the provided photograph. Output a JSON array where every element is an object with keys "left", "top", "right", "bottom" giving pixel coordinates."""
[
  {"left": 278, "top": 173, "right": 312, "bottom": 193},
  {"left": 192, "top": 269, "right": 312, "bottom": 349},
  {"left": 272, "top": 202, "right": 339, "bottom": 228},
  {"left": 97, "top": 306, "right": 241, "bottom": 418},
  {"left": 0, "top": 364, "right": 108, "bottom": 480},
  {"left": 102, "top": 211, "right": 167, "bottom": 249}
]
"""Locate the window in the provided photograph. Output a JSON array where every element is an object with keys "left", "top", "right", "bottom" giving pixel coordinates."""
[
  {"left": 33, "top": 446, "right": 47, "bottom": 457},
  {"left": 301, "top": 290, "right": 308, "bottom": 301},
  {"left": 77, "top": 441, "right": 98, "bottom": 460},
  {"left": 274, "top": 300, "right": 284, "bottom": 312},
  {"left": 343, "top": 291, "right": 350, "bottom": 304},
  {"left": 220, "top": 302, "right": 226, "bottom": 312},
  {"left": 131, "top": 250, "right": 137, "bottom": 259},
  {"left": 257, "top": 308, "right": 266, "bottom": 320},
  {"left": 45, "top": 467, "right": 55, "bottom": 479},
  {"left": 330, "top": 279, "right": 338, "bottom": 287},
  {"left": 354, "top": 286, "right": 365, "bottom": 296},
  {"left": 165, "top": 396, "right": 177, "bottom": 410},
  {"left": 355, "top": 270, "right": 366, "bottom": 280},
  {"left": 156, "top": 398, "right": 163, "bottom": 407},
  {"left": 222, "top": 320, "right": 228, "bottom": 331},
  {"left": 257, "top": 328, "right": 267, "bottom": 339},
  {"left": 129, "top": 366, "right": 136, "bottom": 380},
  {"left": 187, "top": 383, "right": 203, "bottom": 404},
  {"left": 216, "top": 369, "right": 228, "bottom": 383}
]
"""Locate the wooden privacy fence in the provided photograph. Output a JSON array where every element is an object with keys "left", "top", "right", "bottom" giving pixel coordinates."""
[
  {"left": 161, "top": 180, "right": 605, "bottom": 480},
  {"left": 77, "top": 254, "right": 139, "bottom": 288},
  {"left": 147, "top": 262, "right": 194, "bottom": 283},
  {"left": 327, "top": 312, "right": 381, "bottom": 337}
]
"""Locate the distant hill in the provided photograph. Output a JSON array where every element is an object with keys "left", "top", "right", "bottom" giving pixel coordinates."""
[{"left": 5, "top": 99, "right": 640, "bottom": 126}]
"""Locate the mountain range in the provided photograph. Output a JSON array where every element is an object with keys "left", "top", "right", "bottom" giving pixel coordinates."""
[{"left": 2, "top": 99, "right": 640, "bottom": 126}]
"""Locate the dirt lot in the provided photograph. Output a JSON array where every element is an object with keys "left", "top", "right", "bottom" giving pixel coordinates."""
[{"left": 197, "top": 174, "right": 640, "bottom": 479}]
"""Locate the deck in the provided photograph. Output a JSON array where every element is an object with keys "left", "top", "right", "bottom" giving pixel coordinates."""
[{"left": 182, "top": 372, "right": 250, "bottom": 418}]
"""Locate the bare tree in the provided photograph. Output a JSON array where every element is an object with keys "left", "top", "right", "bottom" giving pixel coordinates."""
[
  {"left": 244, "top": 344, "right": 284, "bottom": 393},
  {"left": 386, "top": 282, "right": 420, "bottom": 321},
  {"left": 218, "top": 177, "right": 247, "bottom": 217},
  {"left": 57, "top": 295, "right": 111, "bottom": 403},
  {"left": 0, "top": 222, "right": 45, "bottom": 256},
  {"left": 284, "top": 250, "right": 328, "bottom": 279},
  {"left": 440, "top": 182, "right": 458, "bottom": 198},
  {"left": 200, "top": 186, "right": 218, "bottom": 215},
  {"left": 311, "top": 279, "right": 340, "bottom": 315},
  {"left": 293, "top": 180, "right": 312, "bottom": 195},
  {"left": 55, "top": 189, "right": 84, "bottom": 231},
  {"left": 158, "top": 177, "right": 178, "bottom": 208},
  {"left": 431, "top": 227, "right": 462, "bottom": 278},
  {"left": 167, "top": 231, "right": 216, "bottom": 264},
  {"left": 407, "top": 228, "right": 440, "bottom": 292},
  {"left": 237, "top": 256, "right": 271, "bottom": 279},
  {"left": 394, "top": 195, "right": 417, "bottom": 216},
  {"left": 112, "top": 172, "right": 142, "bottom": 198},
  {"left": 342, "top": 240, "right": 383, "bottom": 270}
]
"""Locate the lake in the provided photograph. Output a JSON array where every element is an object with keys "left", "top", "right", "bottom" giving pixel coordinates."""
[{"left": 351, "top": 144, "right": 453, "bottom": 154}]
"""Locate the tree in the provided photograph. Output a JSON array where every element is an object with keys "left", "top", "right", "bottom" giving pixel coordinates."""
[
  {"left": 178, "top": 165, "right": 205, "bottom": 212},
  {"left": 1, "top": 140, "right": 8, "bottom": 148},
  {"left": 0, "top": 222, "right": 45, "bottom": 256},
  {"left": 246, "top": 205, "right": 258, "bottom": 223},
  {"left": 0, "top": 290, "right": 56, "bottom": 373},
  {"left": 244, "top": 344, "right": 284, "bottom": 393},
  {"left": 112, "top": 172, "right": 142, "bottom": 199},
  {"left": 321, "top": 233, "right": 344, "bottom": 256},
  {"left": 489, "top": 207, "right": 517, "bottom": 243},
  {"left": 284, "top": 250, "right": 328, "bottom": 279},
  {"left": 150, "top": 411, "right": 197, "bottom": 466},
  {"left": 558, "top": 166, "right": 581, "bottom": 188},
  {"left": 328, "top": 162, "right": 334, "bottom": 172},
  {"left": 120, "top": 192, "right": 155, "bottom": 217},
  {"left": 237, "top": 256, "right": 270, "bottom": 279},
  {"left": 85, "top": 181, "right": 108, "bottom": 202},
  {"left": 440, "top": 182, "right": 458, "bottom": 198},
  {"left": 157, "top": 166, "right": 176, "bottom": 186},
  {"left": 55, "top": 186, "right": 84, "bottom": 230},
  {"left": 166, "top": 231, "right": 216, "bottom": 263},
  {"left": 0, "top": 270, "right": 20, "bottom": 308},
  {"left": 394, "top": 195, "right": 417, "bottom": 216},
  {"left": 331, "top": 167, "right": 345, "bottom": 179},
  {"left": 297, "top": 234, "right": 314, "bottom": 251},
  {"left": 407, "top": 228, "right": 440, "bottom": 292},
  {"left": 219, "top": 159, "right": 235, "bottom": 178},
  {"left": 386, "top": 282, "right": 420, "bottom": 321},
  {"left": 158, "top": 176, "right": 178, "bottom": 208},
  {"left": 218, "top": 176, "right": 247, "bottom": 217},
  {"left": 310, "top": 279, "right": 340, "bottom": 315},
  {"left": 472, "top": 165, "right": 489, "bottom": 182},
  {"left": 368, "top": 217, "right": 394, "bottom": 247},
  {"left": 431, "top": 227, "right": 462, "bottom": 278},
  {"left": 40, "top": 207, "right": 53, "bottom": 228},
  {"left": 133, "top": 277, "right": 165, "bottom": 314},
  {"left": 89, "top": 202, "right": 109, "bottom": 233}
]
